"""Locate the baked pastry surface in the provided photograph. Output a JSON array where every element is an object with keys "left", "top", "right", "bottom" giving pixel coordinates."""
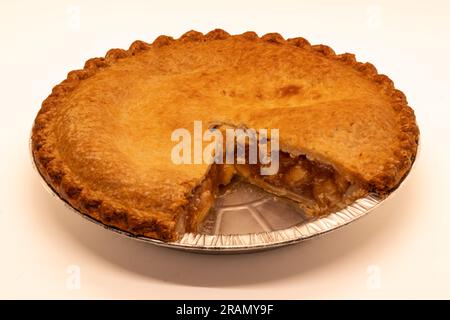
[{"left": 32, "top": 29, "right": 419, "bottom": 241}]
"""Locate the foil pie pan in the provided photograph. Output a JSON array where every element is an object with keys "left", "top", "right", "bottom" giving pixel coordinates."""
[{"left": 30, "top": 138, "right": 417, "bottom": 254}]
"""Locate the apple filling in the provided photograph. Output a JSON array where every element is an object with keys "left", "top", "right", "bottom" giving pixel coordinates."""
[
  {"left": 184, "top": 164, "right": 235, "bottom": 232},
  {"left": 234, "top": 152, "right": 368, "bottom": 216},
  {"left": 183, "top": 152, "right": 368, "bottom": 233}
]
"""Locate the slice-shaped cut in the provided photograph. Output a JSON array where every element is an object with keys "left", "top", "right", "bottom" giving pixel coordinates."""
[{"left": 182, "top": 150, "right": 369, "bottom": 233}]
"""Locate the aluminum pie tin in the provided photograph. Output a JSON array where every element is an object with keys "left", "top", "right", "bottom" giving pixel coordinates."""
[{"left": 30, "top": 137, "right": 418, "bottom": 254}]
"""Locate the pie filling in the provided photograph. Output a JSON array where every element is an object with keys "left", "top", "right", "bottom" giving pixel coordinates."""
[
  {"left": 181, "top": 151, "right": 369, "bottom": 233},
  {"left": 182, "top": 164, "right": 235, "bottom": 233}
]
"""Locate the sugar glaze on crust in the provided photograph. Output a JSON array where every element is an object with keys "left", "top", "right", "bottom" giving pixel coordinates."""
[{"left": 32, "top": 29, "right": 419, "bottom": 241}]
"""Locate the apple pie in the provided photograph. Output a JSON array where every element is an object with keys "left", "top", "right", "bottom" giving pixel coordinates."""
[{"left": 31, "top": 29, "right": 419, "bottom": 241}]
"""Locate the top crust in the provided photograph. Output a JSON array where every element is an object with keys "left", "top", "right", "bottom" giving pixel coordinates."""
[{"left": 31, "top": 29, "right": 419, "bottom": 241}]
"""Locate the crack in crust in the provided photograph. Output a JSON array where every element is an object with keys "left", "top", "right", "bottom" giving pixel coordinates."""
[{"left": 31, "top": 29, "right": 419, "bottom": 241}]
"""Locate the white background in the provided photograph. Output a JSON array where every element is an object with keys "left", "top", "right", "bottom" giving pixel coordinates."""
[{"left": 1, "top": 0, "right": 449, "bottom": 299}]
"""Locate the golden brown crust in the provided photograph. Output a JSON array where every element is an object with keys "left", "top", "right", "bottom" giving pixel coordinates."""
[{"left": 32, "top": 29, "right": 419, "bottom": 241}]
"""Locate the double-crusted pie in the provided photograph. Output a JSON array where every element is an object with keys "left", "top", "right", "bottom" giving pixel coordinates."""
[{"left": 32, "top": 29, "right": 419, "bottom": 241}]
